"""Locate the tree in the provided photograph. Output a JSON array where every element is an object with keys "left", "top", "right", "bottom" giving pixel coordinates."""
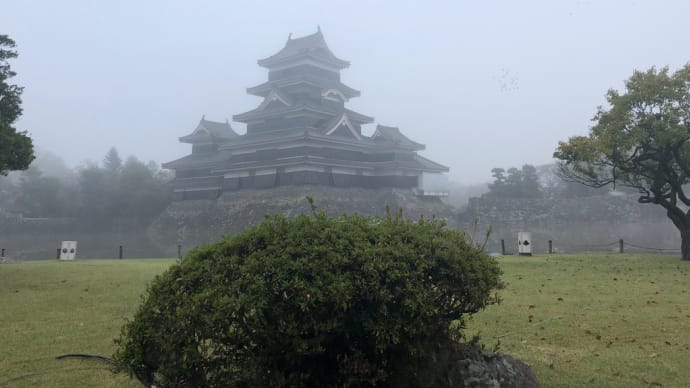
[
  {"left": 103, "top": 147, "right": 122, "bottom": 174},
  {"left": 537, "top": 164, "right": 600, "bottom": 198},
  {"left": 31, "top": 148, "right": 74, "bottom": 179},
  {"left": 15, "top": 166, "right": 71, "bottom": 217},
  {"left": 486, "top": 164, "right": 542, "bottom": 198},
  {"left": 488, "top": 168, "right": 507, "bottom": 195},
  {"left": 554, "top": 63, "right": 690, "bottom": 259},
  {"left": 77, "top": 162, "right": 111, "bottom": 219},
  {"left": 116, "top": 157, "right": 170, "bottom": 219},
  {"left": 0, "top": 34, "right": 33, "bottom": 175},
  {"left": 113, "top": 207, "right": 503, "bottom": 386},
  {"left": 78, "top": 150, "right": 170, "bottom": 222},
  {"left": 505, "top": 167, "right": 523, "bottom": 189},
  {"left": 0, "top": 171, "right": 17, "bottom": 209},
  {"left": 520, "top": 164, "right": 541, "bottom": 198}
]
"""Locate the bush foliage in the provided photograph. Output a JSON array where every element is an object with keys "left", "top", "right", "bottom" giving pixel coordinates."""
[{"left": 113, "top": 206, "right": 502, "bottom": 387}]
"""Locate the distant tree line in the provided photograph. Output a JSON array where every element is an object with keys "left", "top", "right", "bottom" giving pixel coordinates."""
[
  {"left": 487, "top": 165, "right": 541, "bottom": 198},
  {"left": 441, "top": 163, "right": 622, "bottom": 209},
  {"left": 483, "top": 164, "right": 612, "bottom": 200},
  {"left": 0, "top": 147, "right": 171, "bottom": 223}
]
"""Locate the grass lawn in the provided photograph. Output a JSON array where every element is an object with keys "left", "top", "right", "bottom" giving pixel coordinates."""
[
  {"left": 0, "top": 259, "right": 176, "bottom": 387},
  {"left": 466, "top": 254, "right": 690, "bottom": 387},
  {"left": 1, "top": 254, "right": 689, "bottom": 387}
]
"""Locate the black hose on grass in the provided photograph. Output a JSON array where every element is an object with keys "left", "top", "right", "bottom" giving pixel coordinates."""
[{"left": 56, "top": 353, "right": 113, "bottom": 364}]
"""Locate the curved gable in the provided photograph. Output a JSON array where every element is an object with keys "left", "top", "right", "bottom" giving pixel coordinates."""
[
  {"left": 256, "top": 90, "right": 292, "bottom": 111},
  {"left": 322, "top": 88, "right": 348, "bottom": 102},
  {"left": 325, "top": 114, "right": 361, "bottom": 140}
]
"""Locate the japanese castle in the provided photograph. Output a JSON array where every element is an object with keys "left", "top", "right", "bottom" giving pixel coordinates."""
[{"left": 164, "top": 29, "right": 449, "bottom": 200}]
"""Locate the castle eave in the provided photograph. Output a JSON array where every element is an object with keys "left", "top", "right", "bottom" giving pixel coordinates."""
[{"left": 247, "top": 77, "right": 360, "bottom": 99}]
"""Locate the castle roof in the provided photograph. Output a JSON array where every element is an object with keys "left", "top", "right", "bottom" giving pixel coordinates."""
[
  {"left": 179, "top": 117, "right": 239, "bottom": 144},
  {"left": 233, "top": 102, "right": 373, "bottom": 125},
  {"left": 371, "top": 125, "right": 424, "bottom": 151},
  {"left": 212, "top": 155, "right": 448, "bottom": 175},
  {"left": 166, "top": 127, "right": 448, "bottom": 174},
  {"left": 247, "top": 76, "right": 360, "bottom": 99},
  {"left": 257, "top": 29, "right": 350, "bottom": 70},
  {"left": 163, "top": 149, "right": 232, "bottom": 170}
]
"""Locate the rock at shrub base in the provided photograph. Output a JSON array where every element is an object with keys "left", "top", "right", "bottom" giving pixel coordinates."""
[{"left": 449, "top": 346, "right": 539, "bottom": 388}]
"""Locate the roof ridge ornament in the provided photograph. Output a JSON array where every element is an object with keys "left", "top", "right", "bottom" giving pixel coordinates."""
[{"left": 287, "top": 32, "right": 292, "bottom": 41}]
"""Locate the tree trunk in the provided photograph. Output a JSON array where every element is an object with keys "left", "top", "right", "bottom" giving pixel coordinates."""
[
  {"left": 681, "top": 228, "right": 690, "bottom": 261},
  {"left": 665, "top": 209, "right": 690, "bottom": 260}
]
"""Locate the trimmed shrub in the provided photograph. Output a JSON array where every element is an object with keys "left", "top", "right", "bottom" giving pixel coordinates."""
[{"left": 113, "top": 207, "right": 502, "bottom": 387}]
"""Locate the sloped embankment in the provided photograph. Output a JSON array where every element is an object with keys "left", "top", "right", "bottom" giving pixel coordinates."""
[{"left": 148, "top": 186, "right": 458, "bottom": 256}]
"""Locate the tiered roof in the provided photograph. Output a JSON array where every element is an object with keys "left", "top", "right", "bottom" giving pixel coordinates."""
[
  {"left": 235, "top": 29, "right": 369, "bottom": 131},
  {"left": 233, "top": 103, "right": 373, "bottom": 125},
  {"left": 257, "top": 29, "right": 350, "bottom": 70},
  {"left": 372, "top": 125, "right": 424, "bottom": 151},
  {"left": 246, "top": 76, "right": 360, "bottom": 100},
  {"left": 179, "top": 116, "right": 238, "bottom": 144},
  {"left": 164, "top": 29, "right": 448, "bottom": 196}
]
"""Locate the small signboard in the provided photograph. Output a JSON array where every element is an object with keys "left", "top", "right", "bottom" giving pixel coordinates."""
[
  {"left": 59, "top": 241, "right": 78, "bottom": 260},
  {"left": 518, "top": 232, "right": 532, "bottom": 256}
]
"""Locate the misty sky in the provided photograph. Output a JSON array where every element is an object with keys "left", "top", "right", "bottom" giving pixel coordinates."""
[{"left": 3, "top": 0, "right": 689, "bottom": 183}]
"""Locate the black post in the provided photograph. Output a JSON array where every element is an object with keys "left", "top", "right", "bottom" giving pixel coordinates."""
[
  {"left": 619, "top": 239, "right": 624, "bottom": 254},
  {"left": 1, "top": 248, "right": 4, "bottom": 257},
  {"left": 57, "top": 248, "right": 61, "bottom": 259},
  {"left": 119, "top": 245, "right": 123, "bottom": 259},
  {"left": 177, "top": 245, "right": 182, "bottom": 259},
  {"left": 548, "top": 240, "right": 553, "bottom": 254},
  {"left": 501, "top": 239, "right": 506, "bottom": 255}
]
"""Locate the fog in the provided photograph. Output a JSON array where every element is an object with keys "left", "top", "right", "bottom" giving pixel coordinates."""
[{"left": 3, "top": 0, "right": 689, "bottom": 183}]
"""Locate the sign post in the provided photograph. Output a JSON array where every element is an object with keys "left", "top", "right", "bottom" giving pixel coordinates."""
[
  {"left": 59, "top": 241, "right": 78, "bottom": 260},
  {"left": 518, "top": 232, "right": 532, "bottom": 256}
]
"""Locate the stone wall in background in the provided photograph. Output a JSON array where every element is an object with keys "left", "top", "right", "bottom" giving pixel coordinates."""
[
  {"left": 1, "top": 190, "right": 682, "bottom": 260},
  {"left": 460, "top": 194, "right": 679, "bottom": 254},
  {"left": 0, "top": 213, "right": 164, "bottom": 260}
]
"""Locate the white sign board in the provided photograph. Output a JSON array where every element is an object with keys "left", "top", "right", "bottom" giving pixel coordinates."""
[
  {"left": 60, "top": 241, "right": 78, "bottom": 260},
  {"left": 518, "top": 232, "right": 532, "bottom": 256}
]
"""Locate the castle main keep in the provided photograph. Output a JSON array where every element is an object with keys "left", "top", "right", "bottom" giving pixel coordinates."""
[{"left": 164, "top": 29, "right": 448, "bottom": 200}]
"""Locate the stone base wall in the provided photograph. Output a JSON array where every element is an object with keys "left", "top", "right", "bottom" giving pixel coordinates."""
[
  {"left": 461, "top": 195, "right": 679, "bottom": 254},
  {"left": 172, "top": 172, "right": 420, "bottom": 200},
  {"left": 150, "top": 185, "right": 457, "bottom": 257}
]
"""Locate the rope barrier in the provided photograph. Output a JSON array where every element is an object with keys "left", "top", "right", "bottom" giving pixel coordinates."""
[
  {"left": 623, "top": 241, "right": 680, "bottom": 252},
  {"left": 497, "top": 238, "right": 682, "bottom": 254},
  {"left": 568, "top": 241, "right": 619, "bottom": 248}
]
